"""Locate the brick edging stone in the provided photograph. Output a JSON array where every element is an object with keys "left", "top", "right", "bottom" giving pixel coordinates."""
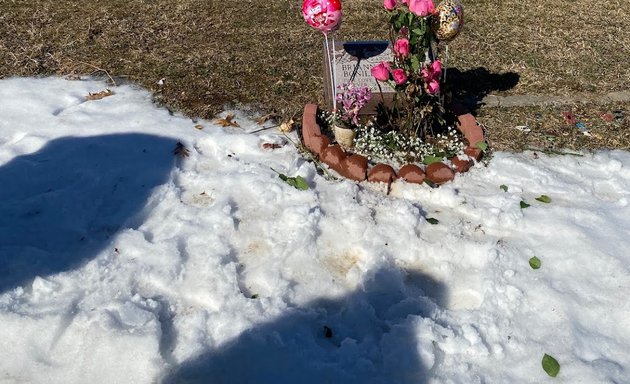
[{"left": 301, "top": 104, "right": 485, "bottom": 186}]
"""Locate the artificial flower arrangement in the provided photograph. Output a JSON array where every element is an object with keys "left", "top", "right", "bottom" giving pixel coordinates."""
[
  {"left": 327, "top": 83, "right": 372, "bottom": 149},
  {"left": 304, "top": 0, "right": 467, "bottom": 167}
]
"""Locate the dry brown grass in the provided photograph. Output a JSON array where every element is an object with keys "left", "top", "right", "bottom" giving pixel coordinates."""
[
  {"left": 481, "top": 103, "right": 629, "bottom": 152},
  {"left": 1, "top": 0, "right": 628, "bottom": 151}
]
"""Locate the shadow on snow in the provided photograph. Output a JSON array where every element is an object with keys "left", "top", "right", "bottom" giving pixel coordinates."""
[
  {"left": 0, "top": 133, "right": 176, "bottom": 293},
  {"left": 164, "top": 266, "right": 447, "bottom": 384}
]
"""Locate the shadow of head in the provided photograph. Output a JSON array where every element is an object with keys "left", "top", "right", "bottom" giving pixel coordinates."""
[
  {"left": 447, "top": 67, "right": 520, "bottom": 113},
  {"left": 163, "top": 266, "right": 447, "bottom": 383},
  {"left": 0, "top": 133, "right": 177, "bottom": 293}
]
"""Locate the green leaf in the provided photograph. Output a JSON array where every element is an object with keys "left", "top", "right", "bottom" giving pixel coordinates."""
[
  {"left": 272, "top": 168, "right": 309, "bottom": 190},
  {"left": 529, "top": 256, "right": 541, "bottom": 269},
  {"left": 520, "top": 201, "right": 530, "bottom": 209},
  {"left": 410, "top": 55, "right": 421, "bottom": 71},
  {"left": 536, "top": 195, "right": 552, "bottom": 203},
  {"left": 423, "top": 155, "right": 443, "bottom": 165},
  {"left": 292, "top": 176, "right": 309, "bottom": 190},
  {"left": 284, "top": 175, "right": 309, "bottom": 190},
  {"left": 500, "top": 184, "right": 508, "bottom": 192},
  {"left": 542, "top": 354, "right": 560, "bottom": 377},
  {"left": 475, "top": 141, "right": 488, "bottom": 151},
  {"left": 426, "top": 217, "right": 439, "bottom": 225}
]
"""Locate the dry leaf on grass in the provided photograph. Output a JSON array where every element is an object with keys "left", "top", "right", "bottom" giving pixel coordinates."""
[
  {"left": 85, "top": 89, "right": 113, "bottom": 101},
  {"left": 173, "top": 142, "right": 190, "bottom": 158},
  {"left": 215, "top": 113, "right": 240, "bottom": 128}
]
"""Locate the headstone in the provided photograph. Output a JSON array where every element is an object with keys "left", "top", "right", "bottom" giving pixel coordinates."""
[{"left": 324, "top": 40, "right": 395, "bottom": 114}]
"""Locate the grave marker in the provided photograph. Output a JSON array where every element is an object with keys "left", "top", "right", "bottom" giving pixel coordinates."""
[{"left": 324, "top": 40, "right": 396, "bottom": 114}]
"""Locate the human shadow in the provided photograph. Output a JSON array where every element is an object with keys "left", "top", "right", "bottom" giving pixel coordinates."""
[
  {"left": 0, "top": 133, "right": 177, "bottom": 293},
  {"left": 163, "top": 266, "right": 446, "bottom": 384},
  {"left": 446, "top": 67, "right": 520, "bottom": 114}
]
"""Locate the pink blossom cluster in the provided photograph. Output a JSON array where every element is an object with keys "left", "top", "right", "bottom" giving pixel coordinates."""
[
  {"left": 335, "top": 83, "right": 372, "bottom": 125},
  {"left": 393, "top": 38, "right": 410, "bottom": 58},
  {"left": 383, "top": 0, "right": 434, "bottom": 17},
  {"left": 371, "top": 62, "right": 408, "bottom": 85},
  {"left": 421, "top": 60, "right": 442, "bottom": 94}
]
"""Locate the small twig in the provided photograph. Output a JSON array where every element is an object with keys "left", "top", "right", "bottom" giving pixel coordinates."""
[
  {"left": 525, "top": 147, "right": 584, "bottom": 157},
  {"left": 248, "top": 124, "right": 281, "bottom": 134},
  {"left": 74, "top": 60, "right": 117, "bottom": 86}
]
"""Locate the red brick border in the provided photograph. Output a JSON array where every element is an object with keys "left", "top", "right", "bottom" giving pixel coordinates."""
[{"left": 301, "top": 104, "right": 485, "bottom": 187}]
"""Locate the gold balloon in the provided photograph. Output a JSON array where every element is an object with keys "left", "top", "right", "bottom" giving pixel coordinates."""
[{"left": 432, "top": 0, "right": 464, "bottom": 42}]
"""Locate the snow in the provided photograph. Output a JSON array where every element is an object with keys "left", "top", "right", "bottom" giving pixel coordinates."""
[{"left": 0, "top": 76, "right": 629, "bottom": 383}]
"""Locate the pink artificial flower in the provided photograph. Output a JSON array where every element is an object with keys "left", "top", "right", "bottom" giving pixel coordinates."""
[
  {"left": 392, "top": 68, "right": 408, "bottom": 85},
  {"left": 383, "top": 0, "right": 397, "bottom": 10},
  {"left": 409, "top": 0, "right": 434, "bottom": 16},
  {"left": 431, "top": 59, "right": 442, "bottom": 77},
  {"left": 426, "top": 79, "right": 440, "bottom": 94},
  {"left": 371, "top": 61, "right": 391, "bottom": 81},
  {"left": 421, "top": 59, "right": 442, "bottom": 94},
  {"left": 393, "top": 38, "right": 410, "bottom": 58}
]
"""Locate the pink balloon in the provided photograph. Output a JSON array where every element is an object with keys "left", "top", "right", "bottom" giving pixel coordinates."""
[{"left": 302, "top": 0, "right": 342, "bottom": 34}]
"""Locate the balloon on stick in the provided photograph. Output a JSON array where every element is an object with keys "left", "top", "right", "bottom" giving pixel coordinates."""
[
  {"left": 432, "top": 0, "right": 464, "bottom": 43},
  {"left": 302, "top": 0, "right": 342, "bottom": 34},
  {"left": 302, "top": 0, "right": 343, "bottom": 111}
]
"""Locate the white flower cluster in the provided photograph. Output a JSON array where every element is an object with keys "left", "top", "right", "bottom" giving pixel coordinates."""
[
  {"left": 353, "top": 121, "right": 465, "bottom": 165},
  {"left": 315, "top": 109, "right": 466, "bottom": 166}
]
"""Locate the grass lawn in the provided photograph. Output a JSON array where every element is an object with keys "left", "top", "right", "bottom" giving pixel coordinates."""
[{"left": 1, "top": 0, "right": 628, "bottom": 151}]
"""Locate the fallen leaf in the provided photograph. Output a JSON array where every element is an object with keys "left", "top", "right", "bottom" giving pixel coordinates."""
[
  {"left": 215, "top": 113, "right": 240, "bottom": 128},
  {"left": 173, "top": 142, "right": 190, "bottom": 158},
  {"left": 542, "top": 354, "right": 560, "bottom": 377},
  {"left": 529, "top": 256, "right": 541, "bottom": 269},
  {"left": 261, "top": 142, "right": 285, "bottom": 150},
  {"left": 475, "top": 141, "right": 488, "bottom": 151},
  {"left": 86, "top": 89, "right": 113, "bottom": 101},
  {"left": 256, "top": 113, "right": 280, "bottom": 125},
  {"left": 426, "top": 217, "right": 439, "bottom": 225},
  {"left": 194, "top": 124, "right": 204, "bottom": 130},
  {"left": 272, "top": 168, "right": 309, "bottom": 190}
]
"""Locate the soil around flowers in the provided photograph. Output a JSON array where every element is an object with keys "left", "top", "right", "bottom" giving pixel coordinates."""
[{"left": 1, "top": 0, "right": 628, "bottom": 151}]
